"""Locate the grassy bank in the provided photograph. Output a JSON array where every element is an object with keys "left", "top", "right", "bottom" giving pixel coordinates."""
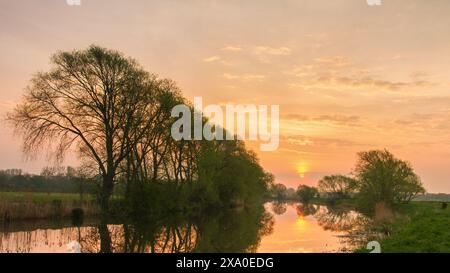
[
  {"left": 357, "top": 201, "right": 450, "bottom": 253},
  {"left": 0, "top": 192, "right": 99, "bottom": 222}
]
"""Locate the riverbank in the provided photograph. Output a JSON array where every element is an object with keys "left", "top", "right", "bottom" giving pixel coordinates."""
[
  {"left": 271, "top": 197, "right": 450, "bottom": 253},
  {"left": 356, "top": 201, "right": 450, "bottom": 253},
  {"left": 0, "top": 192, "right": 99, "bottom": 222}
]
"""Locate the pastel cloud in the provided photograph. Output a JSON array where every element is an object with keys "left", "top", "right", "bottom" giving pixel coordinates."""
[
  {"left": 285, "top": 56, "right": 435, "bottom": 92},
  {"left": 289, "top": 76, "right": 434, "bottom": 92},
  {"left": 282, "top": 135, "right": 363, "bottom": 149},
  {"left": 313, "top": 56, "right": 351, "bottom": 68},
  {"left": 283, "top": 114, "right": 360, "bottom": 126},
  {"left": 253, "top": 46, "right": 291, "bottom": 56},
  {"left": 221, "top": 46, "right": 242, "bottom": 52},
  {"left": 222, "top": 73, "right": 265, "bottom": 81},
  {"left": 203, "top": 56, "right": 222, "bottom": 62}
]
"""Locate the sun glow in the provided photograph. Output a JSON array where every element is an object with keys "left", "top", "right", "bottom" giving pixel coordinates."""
[
  {"left": 295, "top": 216, "right": 307, "bottom": 230},
  {"left": 296, "top": 162, "right": 309, "bottom": 179}
]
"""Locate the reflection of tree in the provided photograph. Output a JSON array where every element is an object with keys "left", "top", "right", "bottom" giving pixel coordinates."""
[
  {"left": 315, "top": 205, "right": 360, "bottom": 232},
  {"left": 148, "top": 223, "right": 197, "bottom": 253},
  {"left": 99, "top": 222, "right": 112, "bottom": 253},
  {"left": 314, "top": 205, "right": 386, "bottom": 250},
  {"left": 194, "top": 206, "right": 274, "bottom": 253},
  {"left": 80, "top": 219, "right": 198, "bottom": 253},
  {"left": 295, "top": 203, "right": 318, "bottom": 217},
  {"left": 270, "top": 201, "right": 287, "bottom": 215},
  {"left": 77, "top": 205, "right": 274, "bottom": 253}
]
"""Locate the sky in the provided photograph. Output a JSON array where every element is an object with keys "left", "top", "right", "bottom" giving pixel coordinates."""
[{"left": 1, "top": 0, "right": 450, "bottom": 192}]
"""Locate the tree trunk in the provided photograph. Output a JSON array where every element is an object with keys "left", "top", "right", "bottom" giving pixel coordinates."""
[
  {"left": 98, "top": 221, "right": 112, "bottom": 253},
  {"left": 101, "top": 174, "right": 114, "bottom": 216}
]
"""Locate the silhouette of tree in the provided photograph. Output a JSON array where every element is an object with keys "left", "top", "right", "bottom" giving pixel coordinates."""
[{"left": 7, "top": 46, "right": 179, "bottom": 213}]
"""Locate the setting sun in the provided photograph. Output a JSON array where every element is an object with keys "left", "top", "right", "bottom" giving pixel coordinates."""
[{"left": 296, "top": 163, "right": 309, "bottom": 179}]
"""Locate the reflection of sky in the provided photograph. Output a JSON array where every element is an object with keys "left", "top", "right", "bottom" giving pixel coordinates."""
[
  {"left": 1, "top": 1, "right": 450, "bottom": 192},
  {"left": 258, "top": 203, "right": 347, "bottom": 253},
  {"left": 0, "top": 225, "right": 125, "bottom": 253},
  {"left": 0, "top": 227, "right": 89, "bottom": 253}
]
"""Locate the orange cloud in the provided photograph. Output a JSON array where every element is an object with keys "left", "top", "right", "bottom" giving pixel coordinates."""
[
  {"left": 222, "top": 73, "right": 265, "bottom": 81},
  {"left": 221, "top": 46, "right": 242, "bottom": 52},
  {"left": 203, "top": 56, "right": 222, "bottom": 62},
  {"left": 253, "top": 46, "right": 291, "bottom": 56}
]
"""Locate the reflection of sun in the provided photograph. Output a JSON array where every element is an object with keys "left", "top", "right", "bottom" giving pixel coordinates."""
[
  {"left": 296, "top": 216, "right": 307, "bottom": 230},
  {"left": 296, "top": 162, "right": 309, "bottom": 179}
]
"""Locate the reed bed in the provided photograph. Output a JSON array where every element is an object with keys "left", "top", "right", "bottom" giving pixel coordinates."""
[{"left": 0, "top": 192, "right": 99, "bottom": 222}]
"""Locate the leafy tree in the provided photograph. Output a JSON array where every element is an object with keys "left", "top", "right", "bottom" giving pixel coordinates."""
[
  {"left": 7, "top": 46, "right": 273, "bottom": 220},
  {"left": 7, "top": 46, "right": 177, "bottom": 213},
  {"left": 354, "top": 149, "right": 425, "bottom": 209},
  {"left": 317, "top": 175, "right": 357, "bottom": 201},
  {"left": 296, "top": 184, "right": 318, "bottom": 203},
  {"left": 270, "top": 183, "right": 287, "bottom": 200}
]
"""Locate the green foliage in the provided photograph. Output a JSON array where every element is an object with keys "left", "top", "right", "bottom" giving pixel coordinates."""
[
  {"left": 0, "top": 192, "right": 92, "bottom": 203},
  {"left": 191, "top": 140, "right": 272, "bottom": 209},
  {"left": 354, "top": 149, "right": 425, "bottom": 210},
  {"left": 8, "top": 46, "right": 273, "bottom": 216},
  {"left": 269, "top": 183, "right": 287, "bottom": 200},
  {"left": 209, "top": 141, "right": 272, "bottom": 206},
  {"left": 356, "top": 202, "right": 450, "bottom": 253},
  {"left": 316, "top": 150, "right": 426, "bottom": 211},
  {"left": 317, "top": 175, "right": 357, "bottom": 202},
  {"left": 296, "top": 185, "right": 318, "bottom": 203}
]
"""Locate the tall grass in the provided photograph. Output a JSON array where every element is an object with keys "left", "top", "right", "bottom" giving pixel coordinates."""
[{"left": 0, "top": 192, "right": 99, "bottom": 222}]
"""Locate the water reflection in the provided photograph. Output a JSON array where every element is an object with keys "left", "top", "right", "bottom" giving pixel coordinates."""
[
  {"left": 270, "top": 201, "right": 287, "bottom": 215},
  {"left": 0, "top": 202, "right": 380, "bottom": 253},
  {"left": 295, "top": 203, "right": 318, "bottom": 217},
  {"left": 260, "top": 202, "right": 352, "bottom": 252},
  {"left": 0, "top": 206, "right": 274, "bottom": 253}
]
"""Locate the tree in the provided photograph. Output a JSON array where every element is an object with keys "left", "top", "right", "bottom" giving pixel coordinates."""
[
  {"left": 7, "top": 46, "right": 274, "bottom": 221},
  {"left": 317, "top": 175, "right": 357, "bottom": 201},
  {"left": 7, "top": 46, "right": 174, "bottom": 213},
  {"left": 296, "top": 185, "right": 318, "bottom": 203},
  {"left": 354, "top": 149, "right": 425, "bottom": 209},
  {"left": 270, "top": 183, "right": 287, "bottom": 200}
]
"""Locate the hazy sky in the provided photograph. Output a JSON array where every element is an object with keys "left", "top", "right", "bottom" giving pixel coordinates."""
[{"left": 1, "top": 0, "right": 450, "bottom": 192}]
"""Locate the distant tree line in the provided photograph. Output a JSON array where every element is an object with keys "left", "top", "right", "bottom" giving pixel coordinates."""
[
  {"left": 413, "top": 193, "right": 450, "bottom": 202},
  {"left": 0, "top": 167, "right": 97, "bottom": 194}
]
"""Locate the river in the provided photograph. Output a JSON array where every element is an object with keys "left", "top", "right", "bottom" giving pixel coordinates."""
[{"left": 0, "top": 202, "right": 370, "bottom": 253}]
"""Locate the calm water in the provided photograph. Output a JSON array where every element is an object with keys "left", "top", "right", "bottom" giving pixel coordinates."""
[{"left": 0, "top": 202, "right": 370, "bottom": 253}]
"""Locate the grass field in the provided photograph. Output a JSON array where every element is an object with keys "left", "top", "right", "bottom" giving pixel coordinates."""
[
  {"left": 0, "top": 192, "right": 90, "bottom": 203},
  {"left": 357, "top": 201, "right": 450, "bottom": 253},
  {"left": 0, "top": 192, "right": 98, "bottom": 222}
]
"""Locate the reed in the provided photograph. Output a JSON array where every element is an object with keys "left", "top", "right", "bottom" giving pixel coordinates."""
[{"left": 0, "top": 192, "right": 99, "bottom": 222}]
